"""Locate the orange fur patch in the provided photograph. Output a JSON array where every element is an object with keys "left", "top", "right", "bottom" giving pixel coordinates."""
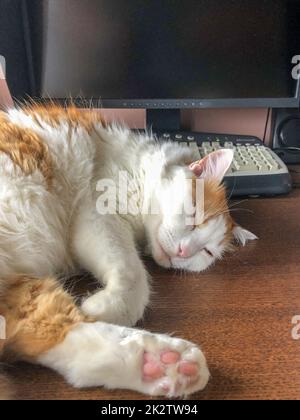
[
  {"left": 203, "top": 180, "right": 229, "bottom": 221},
  {"left": 0, "top": 103, "right": 105, "bottom": 187},
  {"left": 24, "top": 103, "right": 107, "bottom": 133},
  {"left": 193, "top": 178, "right": 234, "bottom": 245},
  {"left": 0, "top": 276, "right": 88, "bottom": 361},
  {"left": 0, "top": 112, "right": 53, "bottom": 188}
]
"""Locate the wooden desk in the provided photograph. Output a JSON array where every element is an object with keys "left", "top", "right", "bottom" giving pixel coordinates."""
[{"left": 8, "top": 190, "right": 300, "bottom": 400}]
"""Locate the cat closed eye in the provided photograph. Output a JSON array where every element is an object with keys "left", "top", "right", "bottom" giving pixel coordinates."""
[{"left": 204, "top": 248, "right": 214, "bottom": 257}]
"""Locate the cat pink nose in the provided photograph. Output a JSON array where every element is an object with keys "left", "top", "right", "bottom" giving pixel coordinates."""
[{"left": 177, "top": 245, "right": 189, "bottom": 258}]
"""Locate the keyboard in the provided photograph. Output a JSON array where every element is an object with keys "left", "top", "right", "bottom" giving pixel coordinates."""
[{"left": 157, "top": 131, "right": 292, "bottom": 197}]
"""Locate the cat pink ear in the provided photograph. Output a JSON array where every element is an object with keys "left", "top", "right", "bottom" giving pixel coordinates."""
[{"left": 189, "top": 149, "right": 234, "bottom": 182}]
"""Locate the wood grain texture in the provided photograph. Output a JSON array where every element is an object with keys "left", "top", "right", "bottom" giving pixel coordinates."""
[{"left": 7, "top": 189, "right": 300, "bottom": 400}]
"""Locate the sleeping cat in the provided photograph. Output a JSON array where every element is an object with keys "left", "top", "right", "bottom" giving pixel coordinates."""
[{"left": 0, "top": 105, "right": 256, "bottom": 398}]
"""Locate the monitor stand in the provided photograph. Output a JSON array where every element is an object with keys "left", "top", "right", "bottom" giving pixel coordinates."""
[{"left": 146, "top": 109, "right": 181, "bottom": 132}]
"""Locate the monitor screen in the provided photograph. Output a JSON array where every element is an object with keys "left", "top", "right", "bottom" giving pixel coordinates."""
[{"left": 8, "top": 0, "right": 300, "bottom": 107}]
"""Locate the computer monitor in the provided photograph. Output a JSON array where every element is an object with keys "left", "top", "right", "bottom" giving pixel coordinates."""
[{"left": 1, "top": 0, "right": 300, "bottom": 122}]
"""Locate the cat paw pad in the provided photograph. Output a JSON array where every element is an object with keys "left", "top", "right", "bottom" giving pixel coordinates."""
[{"left": 141, "top": 345, "right": 209, "bottom": 397}]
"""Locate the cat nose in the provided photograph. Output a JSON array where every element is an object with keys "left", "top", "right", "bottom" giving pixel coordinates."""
[{"left": 177, "top": 245, "right": 189, "bottom": 258}]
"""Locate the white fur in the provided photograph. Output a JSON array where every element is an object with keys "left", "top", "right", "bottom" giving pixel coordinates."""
[
  {"left": 233, "top": 226, "right": 258, "bottom": 246},
  {"left": 0, "top": 108, "right": 256, "bottom": 396}
]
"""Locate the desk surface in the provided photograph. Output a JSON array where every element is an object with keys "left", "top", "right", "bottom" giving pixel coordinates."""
[{"left": 8, "top": 189, "right": 300, "bottom": 400}]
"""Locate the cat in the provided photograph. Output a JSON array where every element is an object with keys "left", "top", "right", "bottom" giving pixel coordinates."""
[{"left": 0, "top": 104, "right": 257, "bottom": 398}]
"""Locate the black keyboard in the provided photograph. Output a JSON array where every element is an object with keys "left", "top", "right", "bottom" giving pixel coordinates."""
[{"left": 156, "top": 130, "right": 292, "bottom": 197}]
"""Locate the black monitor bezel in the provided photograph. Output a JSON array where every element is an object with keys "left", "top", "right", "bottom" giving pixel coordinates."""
[
  {"left": 36, "top": 77, "right": 300, "bottom": 109},
  {"left": 35, "top": 96, "right": 300, "bottom": 109}
]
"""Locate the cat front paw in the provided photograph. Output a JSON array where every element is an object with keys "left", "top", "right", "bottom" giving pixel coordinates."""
[{"left": 81, "top": 290, "right": 145, "bottom": 327}]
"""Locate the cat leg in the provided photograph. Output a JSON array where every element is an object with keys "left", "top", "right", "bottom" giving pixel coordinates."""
[
  {"left": 73, "top": 212, "right": 150, "bottom": 326},
  {"left": 1, "top": 275, "right": 209, "bottom": 397},
  {"left": 38, "top": 322, "right": 210, "bottom": 398},
  {"left": 0, "top": 275, "right": 86, "bottom": 360}
]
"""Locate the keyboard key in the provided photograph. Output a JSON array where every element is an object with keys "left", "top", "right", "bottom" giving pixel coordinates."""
[
  {"left": 239, "top": 164, "right": 257, "bottom": 171},
  {"left": 257, "top": 164, "right": 271, "bottom": 172},
  {"left": 189, "top": 142, "right": 201, "bottom": 158},
  {"left": 232, "top": 161, "right": 240, "bottom": 171},
  {"left": 203, "top": 147, "right": 213, "bottom": 154}
]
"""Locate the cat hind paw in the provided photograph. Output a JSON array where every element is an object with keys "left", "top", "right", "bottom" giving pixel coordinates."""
[{"left": 136, "top": 335, "right": 210, "bottom": 397}]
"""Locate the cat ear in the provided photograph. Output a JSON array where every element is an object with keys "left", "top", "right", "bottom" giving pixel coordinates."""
[
  {"left": 233, "top": 225, "right": 258, "bottom": 246},
  {"left": 189, "top": 149, "right": 234, "bottom": 182}
]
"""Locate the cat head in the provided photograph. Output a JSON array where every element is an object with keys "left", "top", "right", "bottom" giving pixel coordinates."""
[{"left": 146, "top": 148, "right": 257, "bottom": 272}]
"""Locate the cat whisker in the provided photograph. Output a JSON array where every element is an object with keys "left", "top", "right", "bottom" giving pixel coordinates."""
[
  {"left": 228, "top": 199, "right": 249, "bottom": 209},
  {"left": 216, "top": 207, "right": 254, "bottom": 217},
  {"left": 226, "top": 176, "right": 238, "bottom": 201},
  {"left": 229, "top": 208, "right": 254, "bottom": 214}
]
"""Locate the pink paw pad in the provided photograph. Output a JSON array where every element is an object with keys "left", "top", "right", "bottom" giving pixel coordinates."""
[
  {"left": 160, "top": 350, "right": 180, "bottom": 364},
  {"left": 143, "top": 363, "right": 164, "bottom": 379},
  {"left": 142, "top": 350, "right": 200, "bottom": 384},
  {"left": 178, "top": 361, "right": 199, "bottom": 377}
]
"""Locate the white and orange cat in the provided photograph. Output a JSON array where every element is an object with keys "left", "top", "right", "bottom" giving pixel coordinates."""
[{"left": 0, "top": 105, "right": 256, "bottom": 399}]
